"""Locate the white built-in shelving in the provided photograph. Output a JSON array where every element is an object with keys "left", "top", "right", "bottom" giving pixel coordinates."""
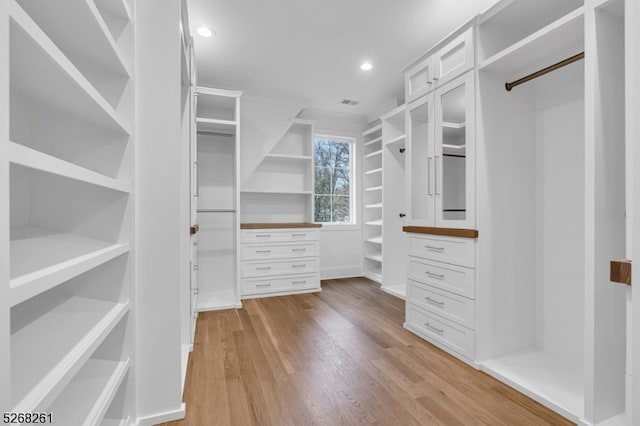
[
  {"left": 380, "top": 104, "right": 407, "bottom": 300},
  {"left": 195, "top": 86, "right": 242, "bottom": 312},
  {"left": 4, "top": 0, "right": 135, "bottom": 421},
  {"left": 241, "top": 118, "right": 315, "bottom": 223},
  {"left": 476, "top": 2, "right": 593, "bottom": 423},
  {"left": 362, "top": 123, "right": 383, "bottom": 283}
]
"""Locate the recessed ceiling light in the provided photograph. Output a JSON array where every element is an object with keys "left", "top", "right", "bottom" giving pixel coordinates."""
[
  {"left": 360, "top": 62, "right": 373, "bottom": 71},
  {"left": 197, "top": 26, "right": 214, "bottom": 38}
]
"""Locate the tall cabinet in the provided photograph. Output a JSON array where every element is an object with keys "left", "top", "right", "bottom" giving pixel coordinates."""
[
  {"left": 3, "top": 0, "right": 134, "bottom": 422},
  {"left": 195, "top": 86, "right": 242, "bottom": 311}
]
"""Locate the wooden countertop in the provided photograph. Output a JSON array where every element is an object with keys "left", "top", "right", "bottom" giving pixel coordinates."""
[
  {"left": 241, "top": 222, "right": 322, "bottom": 229},
  {"left": 402, "top": 226, "right": 478, "bottom": 239},
  {"left": 610, "top": 259, "right": 631, "bottom": 285}
]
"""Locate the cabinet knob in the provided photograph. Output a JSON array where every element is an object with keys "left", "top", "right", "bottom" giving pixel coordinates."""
[{"left": 399, "top": 213, "right": 406, "bottom": 218}]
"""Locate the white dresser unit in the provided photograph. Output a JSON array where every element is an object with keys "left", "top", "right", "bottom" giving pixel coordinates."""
[
  {"left": 404, "top": 229, "right": 478, "bottom": 365},
  {"left": 240, "top": 224, "right": 321, "bottom": 298}
]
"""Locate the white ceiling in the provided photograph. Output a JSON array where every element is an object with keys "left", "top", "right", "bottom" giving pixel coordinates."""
[{"left": 188, "top": 0, "right": 498, "bottom": 120}]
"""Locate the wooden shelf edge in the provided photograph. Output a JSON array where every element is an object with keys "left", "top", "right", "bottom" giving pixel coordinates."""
[
  {"left": 190, "top": 224, "right": 199, "bottom": 235},
  {"left": 402, "top": 226, "right": 479, "bottom": 239},
  {"left": 241, "top": 223, "right": 322, "bottom": 229},
  {"left": 610, "top": 259, "right": 631, "bottom": 285}
]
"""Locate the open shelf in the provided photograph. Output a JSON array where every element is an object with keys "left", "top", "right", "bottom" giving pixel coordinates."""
[
  {"left": 47, "top": 358, "right": 130, "bottom": 426},
  {"left": 9, "top": 142, "right": 130, "bottom": 194},
  {"left": 481, "top": 350, "right": 584, "bottom": 422},
  {"left": 365, "top": 220, "right": 383, "bottom": 226},
  {"left": 241, "top": 189, "right": 312, "bottom": 195},
  {"left": 10, "top": 226, "right": 129, "bottom": 306},
  {"left": 9, "top": 1, "right": 130, "bottom": 135},
  {"left": 11, "top": 297, "right": 129, "bottom": 412},
  {"left": 365, "top": 149, "right": 383, "bottom": 159},
  {"left": 363, "top": 124, "right": 382, "bottom": 136},
  {"left": 479, "top": 7, "right": 584, "bottom": 77},
  {"left": 94, "top": 0, "right": 131, "bottom": 22},
  {"left": 16, "top": 0, "right": 130, "bottom": 83},
  {"left": 366, "top": 237, "right": 383, "bottom": 244},
  {"left": 364, "top": 136, "right": 383, "bottom": 146},
  {"left": 365, "top": 255, "right": 382, "bottom": 263},
  {"left": 365, "top": 186, "right": 382, "bottom": 192},
  {"left": 365, "top": 168, "right": 383, "bottom": 176},
  {"left": 386, "top": 134, "right": 406, "bottom": 146},
  {"left": 196, "top": 289, "right": 240, "bottom": 311},
  {"left": 365, "top": 203, "right": 383, "bottom": 209},
  {"left": 264, "top": 153, "right": 312, "bottom": 161}
]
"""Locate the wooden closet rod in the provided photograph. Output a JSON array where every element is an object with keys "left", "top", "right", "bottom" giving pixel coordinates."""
[{"left": 505, "top": 52, "right": 584, "bottom": 91}]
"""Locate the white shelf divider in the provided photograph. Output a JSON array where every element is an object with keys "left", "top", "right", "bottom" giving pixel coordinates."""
[
  {"left": 478, "top": 7, "right": 584, "bottom": 76},
  {"left": 46, "top": 357, "right": 130, "bottom": 426},
  {"left": 196, "top": 117, "right": 237, "bottom": 134},
  {"left": 366, "top": 237, "right": 383, "bottom": 244},
  {"left": 365, "top": 203, "right": 383, "bottom": 209},
  {"left": 9, "top": 142, "right": 131, "bottom": 194},
  {"left": 94, "top": 0, "right": 132, "bottom": 22},
  {"left": 12, "top": 299, "right": 129, "bottom": 413},
  {"left": 365, "top": 186, "right": 383, "bottom": 192},
  {"left": 9, "top": 0, "right": 131, "bottom": 135},
  {"left": 16, "top": 0, "right": 130, "bottom": 78},
  {"left": 365, "top": 168, "right": 383, "bottom": 175},
  {"left": 264, "top": 153, "right": 312, "bottom": 161},
  {"left": 365, "top": 149, "right": 383, "bottom": 159}
]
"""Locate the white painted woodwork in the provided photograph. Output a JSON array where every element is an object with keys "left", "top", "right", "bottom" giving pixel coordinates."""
[
  {"left": 476, "top": 5, "right": 586, "bottom": 420},
  {"left": 195, "top": 88, "right": 242, "bottom": 312},
  {"left": 0, "top": 0, "right": 8, "bottom": 411},
  {"left": 240, "top": 228, "right": 321, "bottom": 297},
  {"left": 362, "top": 124, "right": 384, "bottom": 283},
  {"left": 381, "top": 105, "right": 408, "bottom": 298}
]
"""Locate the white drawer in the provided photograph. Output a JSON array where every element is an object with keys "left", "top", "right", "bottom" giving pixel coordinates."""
[
  {"left": 408, "top": 258, "right": 475, "bottom": 299},
  {"left": 241, "top": 229, "right": 318, "bottom": 243},
  {"left": 241, "top": 242, "right": 319, "bottom": 260},
  {"left": 406, "top": 303, "right": 475, "bottom": 360},
  {"left": 242, "top": 273, "right": 319, "bottom": 295},
  {"left": 241, "top": 257, "right": 319, "bottom": 278},
  {"left": 407, "top": 280, "right": 475, "bottom": 329},
  {"left": 408, "top": 234, "right": 475, "bottom": 268}
]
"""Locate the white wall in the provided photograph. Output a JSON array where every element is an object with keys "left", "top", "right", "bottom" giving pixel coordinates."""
[
  {"left": 298, "top": 108, "right": 368, "bottom": 279},
  {"left": 134, "top": 0, "right": 184, "bottom": 422}
]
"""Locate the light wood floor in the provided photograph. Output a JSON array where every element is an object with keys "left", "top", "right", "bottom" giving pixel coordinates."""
[{"left": 162, "top": 278, "right": 573, "bottom": 425}]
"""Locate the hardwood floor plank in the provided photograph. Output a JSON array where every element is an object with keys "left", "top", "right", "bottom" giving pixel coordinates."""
[{"left": 161, "top": 278, "right": 574, "bottom": 426}]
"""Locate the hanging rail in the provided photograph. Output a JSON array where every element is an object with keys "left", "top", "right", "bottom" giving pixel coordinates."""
[{"left": 505, "top": 52, "right": 584, "bottom": 91}]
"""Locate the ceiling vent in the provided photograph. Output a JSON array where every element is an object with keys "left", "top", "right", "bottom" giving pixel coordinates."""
[{"left": 340, "top": 99, "right": 359, "bottom": 106}]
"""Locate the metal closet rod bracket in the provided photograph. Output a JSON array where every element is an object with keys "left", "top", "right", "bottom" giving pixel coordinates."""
[{"left": 505, "top": 52, "right": 585, "bottom": 92}]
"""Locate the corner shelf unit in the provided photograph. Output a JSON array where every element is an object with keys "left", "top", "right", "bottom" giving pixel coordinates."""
[
  {"left": 241, "top": 118, "right": 315, "bottom": 224},
  {"left": 195, "top": 86, "right": 242, "bottom": 312},
  {"left": 362, "top": 123, "right": 383, "bottom": 283},
  {"left": 4, "top": 0, "right": 134, "bottom": 422}
]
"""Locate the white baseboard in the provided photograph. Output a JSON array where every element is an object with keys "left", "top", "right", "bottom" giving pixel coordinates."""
[
  {"left": 132, "top": 403, "right": 186, "bottom": 426},
  {"left": 320, "top": 265, "right": 362, "bottom": 280}
]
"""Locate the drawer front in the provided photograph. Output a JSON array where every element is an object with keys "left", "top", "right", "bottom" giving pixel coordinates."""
[
  {"left": 241, "top": 229, "right": 318, "bottom": 243},
  {"left": 242, "top": 273, "right": 319, "bottom": 295},
  {"left": 406, "top": 303, "right": 474, "bottom": 359},
  {"left": 408, "top": 258, "right": 475, "bottom": 299},
  {"left": 407, "top": 280, "right": 475, "bottom": 329},
  {"left": 241, "top": 257, "right": 319, "bottom": 278},
  {"left": 241, "top": 242, "right": 319, "bottom": 260},
  {"left": 408, "top": 234, "right": 475, "bottom": 268}
]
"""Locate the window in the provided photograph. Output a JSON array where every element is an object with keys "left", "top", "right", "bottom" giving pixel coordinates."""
[{"left": 314, "top": 135, "right": 355, "bottom": 224}]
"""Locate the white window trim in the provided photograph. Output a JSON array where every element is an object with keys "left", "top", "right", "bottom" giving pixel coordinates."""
[{"left": 312, "top": 134, "right": 358, "bottom": 229}]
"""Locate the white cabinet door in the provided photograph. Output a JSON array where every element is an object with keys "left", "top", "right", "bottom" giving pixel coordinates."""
[
  {"left": 434, "top": 29, "right": 474, "bottom": 87},
  {"left": 406, "top": 94, "right": 436, "bottom": 227},
  {"left": 405, "top": 55, "right": 435, "bottom": 103},
  {"left": 434, "top": 71, "right": 475, "bottom": 229}
]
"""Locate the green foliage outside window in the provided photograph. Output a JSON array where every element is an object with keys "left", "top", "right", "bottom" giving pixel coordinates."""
[{"left": 314, "top": 137, "right": 352, "bottom": 223}]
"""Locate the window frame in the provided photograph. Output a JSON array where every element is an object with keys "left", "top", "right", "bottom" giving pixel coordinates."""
[{"left": 312, "top": 133, "right": 357, "bottom": 228}]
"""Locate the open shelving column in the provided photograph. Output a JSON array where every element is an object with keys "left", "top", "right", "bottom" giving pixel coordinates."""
[
  {"left": 241, "top": 118, "right": 315, "bottom": 223},
  {"left": 381, "top": 105, "right": 407, "bottom": 299},
  {"left": 362, "top": 123, "right": 383, "bottom": 283},
  {"left": 5, "top": 0, "right": 135, "bottom": 422},
  {"left": 195, "top": 86, "right": 243, "bottom": 311}
]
